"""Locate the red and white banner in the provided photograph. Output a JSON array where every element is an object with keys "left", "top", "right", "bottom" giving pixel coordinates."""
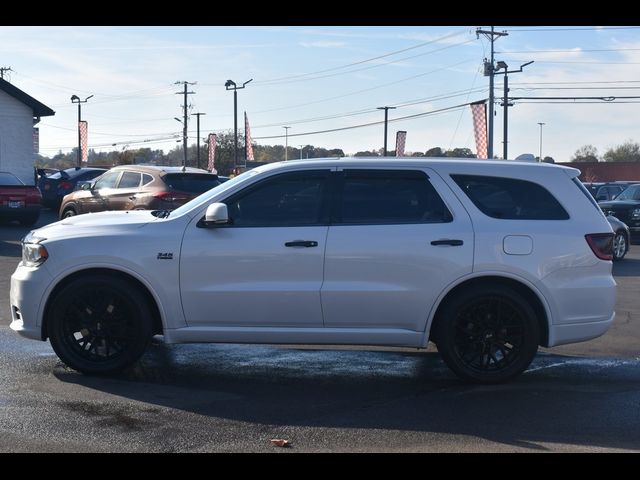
[
  {"left": 395, "top": 131, "right": 407, "bottom": 157},
  {"left": 470, "top": 101, "right": 487, "bottom": 159},
  {"left": 207, "top": 133, "right": 217, "bottom": 173},
  {"left": 79, "top": 121, "right": 88, "bottom": 163},
  {"left": 245, "top": 111, "right": 254, "bottom": 162}
]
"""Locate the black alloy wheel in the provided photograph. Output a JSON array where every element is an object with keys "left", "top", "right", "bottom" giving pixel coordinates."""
[
  {"left": 434, "top": 285, "right": 540, "bottom": 384},
  {"left": 48, "top": 275, "right": 152, "bottom": 375}
]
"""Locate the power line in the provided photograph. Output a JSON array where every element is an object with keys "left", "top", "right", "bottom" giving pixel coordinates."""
[
  {"left": 498, "top": 47, "right": 640, "bottom": 54},
  {"left": 247, "top": 29, "right": 469, "bottom": 85},
  {"left": 252, "top": 102, "right": 474, "bottom": 140}
]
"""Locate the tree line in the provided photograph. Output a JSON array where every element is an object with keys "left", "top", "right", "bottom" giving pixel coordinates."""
[{"left": 571, "top": 141, "right": 640, "bottom": 163}]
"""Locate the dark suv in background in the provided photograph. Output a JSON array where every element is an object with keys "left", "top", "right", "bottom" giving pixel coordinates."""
[
  {"left": 59, "top": 165, "right": 220, "bottom": 219},
  {"left": 598, "top": 183, "right": 640, "bottom": 245},
  {"left": 38, "top": 167, "right": 108, "bottom": 209}
]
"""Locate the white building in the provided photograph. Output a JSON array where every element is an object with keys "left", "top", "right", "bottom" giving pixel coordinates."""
[{"left": 0, "top": 78, "right": 55, "bottom": 185}]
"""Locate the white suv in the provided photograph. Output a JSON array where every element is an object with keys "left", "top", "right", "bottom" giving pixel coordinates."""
[{"left": 10, "top": 158, "right": 616, "bottom": 383}]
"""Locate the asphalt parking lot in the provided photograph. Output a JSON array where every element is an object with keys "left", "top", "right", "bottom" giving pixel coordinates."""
[{"left": 0, "top": 210, "right": 639, "bottom": 452}]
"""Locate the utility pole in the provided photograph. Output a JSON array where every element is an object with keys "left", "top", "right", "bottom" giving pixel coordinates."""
[
  {"left": 191, "top": 112, "right": 206, "bottom": 169},
  {"left": 175, "top": 81, "right": 196, "bottom": 169},
  {"left": 299, "top": 145, "right": 304, "bottom": 160},
  {"left": 377, "top": 106, "right": 396, "bottom": 156},
  {"left": 0, "top": 67, "right": 12, "bottom": 80},
  {"left": 283, "top": 126, "right": 291, "bottom": 161},
  {"left": 477, "top": 27, "right": 508, "bottom": 159}
]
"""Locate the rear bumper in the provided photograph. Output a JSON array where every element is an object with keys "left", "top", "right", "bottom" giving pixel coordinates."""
[
  {"left": 548, "top": 312, "right": 615, "bottom": 347},
  {"left": 0, "top": 205, "right": 40, "bottom": 219}
]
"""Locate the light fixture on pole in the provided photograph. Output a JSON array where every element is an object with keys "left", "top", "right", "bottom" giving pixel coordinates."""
[
  {"left": 538, "top": 122, "right": 546, "bottom": 162},
  {"left": 377, "top": 106, "right": 396, "bottom": 156},
  {"left": 494, "top": 60, "right": 534, "bottom": 160},
  {"left": 70, "top": 94, "right": 93, "bottom": 167},
  {"left": 225, "top": 78, "right": 253, "bottom": 169},
  {"left": 283, "top": 126, "right": 291, "bottom": 161}
]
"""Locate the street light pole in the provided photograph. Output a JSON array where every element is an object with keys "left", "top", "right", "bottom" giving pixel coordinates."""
[
  {"left": 299, "top": 145, "right": 304, "bottom": 160},
  {"left": 225, "top": 79, "right": 253, "bottom": 169},
  {"left": 191, "top": 112, "right": 206, "bottom": 169},
  {"left": 377, "top": 106, "right": 396, "bottom": 156},
  {"left": 538, "top": 122, "right": 545, "bottom": 162},
  {"left": 70, "top": 94, "right": 93, "bottom": 167},
  {"left": 283, "top": 126, "right": 291, "bottom": 161}
]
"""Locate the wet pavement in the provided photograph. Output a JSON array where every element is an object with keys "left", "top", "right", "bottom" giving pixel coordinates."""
[{"left": 0, "top": 210, "right": 639, "bottom": 452}]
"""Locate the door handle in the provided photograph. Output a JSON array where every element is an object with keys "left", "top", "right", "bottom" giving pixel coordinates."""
[
  {"left": 285, "top": 240, "right": 318, "bottom": 248},
  {"left": 430, "top": 239, "right": 464, "bottom": 246}
]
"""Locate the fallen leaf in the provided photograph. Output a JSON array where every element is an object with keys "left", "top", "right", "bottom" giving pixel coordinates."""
[{"left": 270, "top": 438, "right": 290, "bottom": 448}]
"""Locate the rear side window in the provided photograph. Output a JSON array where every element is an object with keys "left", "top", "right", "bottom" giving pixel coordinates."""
[
  {"left": 451, "top": 174, "right": 569, "bottom": 220},
  {"left": 337, "top": 169, "right": 452, "bottom": 224},
  {"left": 163, "top": 173, "right": 220, "bottom": 193},
  {"left": 0, "top": 172, "right": 23, "bottom": 185}
]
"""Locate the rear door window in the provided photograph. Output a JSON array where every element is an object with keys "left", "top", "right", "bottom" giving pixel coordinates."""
[
  {"left": 451, "top": 174, "right": 569, "bottom": 220},
  {"left": 117, "top": 172, "right": 142, "bottom": 188},
  {"left": 335, "top": 169, "right": 452, "bottom": 224}
]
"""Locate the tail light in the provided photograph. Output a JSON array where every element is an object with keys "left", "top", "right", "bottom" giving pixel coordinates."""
[
  {"left": 59, "top": 181, "right": 73, "bottom": 190},
  {"left": 585, "top": 233, "right": 614, "bottom": 261},
  {"left": 153, "top": 191, "right": 190, "bottom": 202}
]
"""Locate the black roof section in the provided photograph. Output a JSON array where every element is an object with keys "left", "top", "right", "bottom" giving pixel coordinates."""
[{"left": 0, "top": 77, "right": 55, "bottom": 117}]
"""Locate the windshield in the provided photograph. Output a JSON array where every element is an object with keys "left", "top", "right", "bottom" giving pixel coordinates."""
[
  {"left": 168, "top": 169, "right": 259, "bottom": 218},
  {"left": 613, "top": 184, "right": 640, "bottom": 201},
  {"left": 163, "top": 173, "right": 220, "bottom": 193}
]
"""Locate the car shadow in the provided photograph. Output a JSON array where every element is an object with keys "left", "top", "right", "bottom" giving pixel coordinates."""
[{"left": 52, "top": 343, "right": 640, "bottom": 451}]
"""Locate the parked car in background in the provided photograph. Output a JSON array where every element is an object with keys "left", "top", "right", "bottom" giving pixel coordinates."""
[
  {"left": 59, "top": 165, "right": 220, "bottom": 219},
  {"left": 38, "top": 167, "right": 108, "bottom": 209},
  {"left": 0, "top": 171, "right": 41, "bottom": 225},
  {"left": 607, "top": 215, "right": 630, "bottom": 261},
  {"left": 12, "top": 158, "right": 616, "bottom": 384},
  {"left": 598, "top": 183, "right": 640, "bottom": 244}
]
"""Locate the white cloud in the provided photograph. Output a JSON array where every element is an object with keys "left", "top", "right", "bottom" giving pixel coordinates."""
[{"left": 299, "top": 41, "right": 346, "bottom": 48}]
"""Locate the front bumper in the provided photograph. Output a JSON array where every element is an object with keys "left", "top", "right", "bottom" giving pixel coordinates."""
[{"left": 9, "top": 264, "right": 53, "bottom": 341}]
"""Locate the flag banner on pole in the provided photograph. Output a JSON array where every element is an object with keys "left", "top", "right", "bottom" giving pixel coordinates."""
[
  {"left": 79, "top": 121, "right": 88, "bottom": 163},
  {"left": 470, "top": 101, "right": 487, "bottom": 159},
  {"left": 207, "top": 133, "right": 217, "bottom": 173},
  {"left": 395, "top": 131, "right": 407, "bottom": 157},
  {"left": 245, "top": 111, "right": 254, "bottom": 162}
]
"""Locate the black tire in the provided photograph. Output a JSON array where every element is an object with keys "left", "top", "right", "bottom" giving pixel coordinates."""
[
  {"left": 433, "top": 284, "right": 540, "bottom": 384},
  {"left": 61, "top": 207, "right": 76, "bottom": 220},
  {"left": 612, "top": 231, "right": 628, "bottom": 261},
  {"left": 19, "top": 213, "right": 40, "bottom": 226},
  {"left": 47, "top": 275, "right": 153, "bottom": 375}
]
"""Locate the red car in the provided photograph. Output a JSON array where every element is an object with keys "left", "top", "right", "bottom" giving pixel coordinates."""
[{"left": 0, "top": 172, "right": 41, "bottom": 226}]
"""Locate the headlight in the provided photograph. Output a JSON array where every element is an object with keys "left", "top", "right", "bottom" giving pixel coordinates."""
[
  {"left": 21, "top": 232, "right": 48, "bottom": 267},
  {"left": 632, "top": 208, "right": 640, "bottom": 219}
]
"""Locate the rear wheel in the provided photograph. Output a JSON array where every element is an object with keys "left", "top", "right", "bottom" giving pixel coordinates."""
[
  {"left": 612, "top": 231, "right": 628, "bottom": 261},
  {"left": 61, "top": 207, "right": 76, "bottom": 219},
  {"left": 434, "top": 285, "right": 540, "bottom": 384},
  {"left": 48, "top": 275, "right": 153, "bottom": 375}
]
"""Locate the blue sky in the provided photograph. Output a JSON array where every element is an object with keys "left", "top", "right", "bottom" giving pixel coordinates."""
[{"left": 2, "top": 25, "right": 640, "bottom": 161}]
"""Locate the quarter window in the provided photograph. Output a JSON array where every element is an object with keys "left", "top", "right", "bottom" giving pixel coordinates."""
[
  {"left": 224, "top": 170, "right": 330, "bottom": 227},
  {"left": 336, "top": 169, "right": 452, "bottom": 224},
  {"left": 451, "top": 174, "right": 569, "bottom": 220}
]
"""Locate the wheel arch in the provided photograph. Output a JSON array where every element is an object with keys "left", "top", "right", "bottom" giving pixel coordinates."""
[
  {"left": 42, "top": 267, "right": 164, "bottom": 340},
  {"left": 426, "top": 275, "right": 550, "bottom": 348}
]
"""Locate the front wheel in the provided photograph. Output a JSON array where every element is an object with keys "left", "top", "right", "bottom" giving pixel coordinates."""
[
  {"left": 48, "top": 275, "right": 153, "bottom": 375},
  {"left": 612, "top": 231, "right": 628, "bottom": 261},
  {"left": 434, "top": 285, "right": 540, "bottom": 384}
]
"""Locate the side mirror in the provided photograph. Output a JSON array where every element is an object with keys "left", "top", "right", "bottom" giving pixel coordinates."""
[
  {"left": 200, "top": 202, "right": 229, "bottom": 228},
  {"left": 80, "top": 182, "right": 94, "bottom": 191}
]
